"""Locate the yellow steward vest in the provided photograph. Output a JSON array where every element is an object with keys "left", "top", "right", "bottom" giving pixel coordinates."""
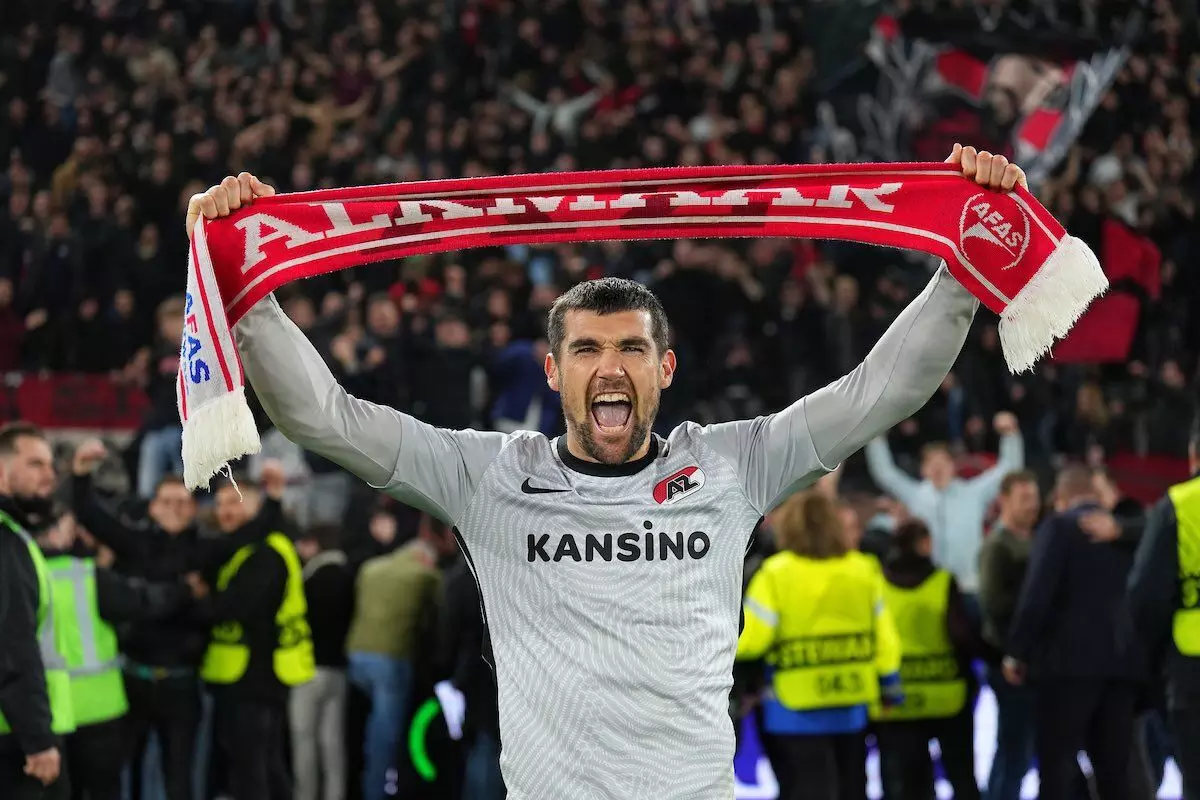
[
  {"left": 738, "top": 551, "right": 900, "bottom": 711},
  {"left": 1170, "top": 476, "right": 1200, "bottom": 656},
  {"left": 44, "top": 556, "right": 129, "bottom": 726},
  {"left": 200, "top": 533, "right": 315, "bottom": 686},
  {"left": 0, "top": 511, "right": 76, "bottom": 736},
  {"left": 870, "top": 569, "right": 967, "bottom": 721}
]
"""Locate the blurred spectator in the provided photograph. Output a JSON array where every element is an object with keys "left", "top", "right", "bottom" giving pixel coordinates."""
[
  {"left": 865, "top": 412, "right": 1025, "bottom": 620},
  {"left": 1005, "top": 466, "right": 1147, "bottom": 800},
  {"left": 344, "top": 539, "right": 442, "bottom": 800},
  {"left": 736, "top": 490, "right": 902, "bottom": 800},
  {"left": 350, "top": 509, "right": 400, "bottom": 567},
  {"left": 488, "top": 336, "right": 561, "bottom": 436},
  {"left": 875, "top": 518, "right": 983, "bottom": 800},
  {"left": 135, "top": 296, "right": 186, "bottom": 500},
  {"left": 197, "top": 474, "right": 308, "bottom": 800},
  {"left": 978, "top": 470, "right": 1043, "bottom": 800},
  {"left": 1128, "top": 423, "right": 1200, "bottom": 799},
  {"left": 437, "top": 555, "right": 505, "bottom": 800},
  {"left": 35, "top": 510, "right": 192, "bottom": 800},
  {"left": 291, "top": 524, "right": 354, "bottom": 800}
]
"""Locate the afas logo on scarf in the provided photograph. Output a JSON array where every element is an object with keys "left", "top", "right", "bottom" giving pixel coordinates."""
[
  {"left": 181, "top": 292, "right": 212, "bottom": 385},
  {"left": 958, "top": 192, "right": 1031, "bottom": 272}
]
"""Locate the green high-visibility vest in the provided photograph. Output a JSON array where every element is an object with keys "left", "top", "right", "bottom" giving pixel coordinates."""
[
  {"left": 44, "top": 556, "right": 129, "bottom": 726},
  {"left": 0, "top": 510, "right": 76, "bottom": 737},
  {"left": 201, "top": 532, "right": 315, "bottom": 687},
  {"left": 1170, "top": 475, "right": 1200, "bottom": 655},
  {"left": 870, "top": 569, "right": 967, "bottom": 721}
]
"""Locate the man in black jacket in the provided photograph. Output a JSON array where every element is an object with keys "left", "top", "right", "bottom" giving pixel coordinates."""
[
  {"left": 436, "top": 556, "right": 504, "bottom": 800},
  {"left": 0, "top": 422, "right": 69, "bottom": 800},
  {"left": 1128, "top": 422, "right": 1200, "bottom": 798},
  {"left": 70, "top": 439, "right": 282, "bottom": 800},
  {"left": 196, "top": 476, "right": 308, "bottom": 800},
  {"left": 1005, "top": 465, "right": 1146, "bottom": 800},
  {"left": 876, "top": 518, "right": 984, "bottom": 800},
  {"left": 291, "top": 524, "right": 354, "bottom": 800}
]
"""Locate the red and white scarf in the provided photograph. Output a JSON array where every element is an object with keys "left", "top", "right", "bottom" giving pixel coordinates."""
[{"left": 179, "top": 163, "right": 1106, "bottom": 490}]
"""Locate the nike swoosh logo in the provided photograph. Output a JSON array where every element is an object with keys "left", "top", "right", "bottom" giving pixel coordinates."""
[{"left": 521, "top": 479, "right": 569, "bottom": 494}]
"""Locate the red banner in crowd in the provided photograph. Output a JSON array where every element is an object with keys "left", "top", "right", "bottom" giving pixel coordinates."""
[
  {"left": 0, "top": 374, "right": 149, "bottom": 430},
  {"left": 1053, "top": 219, "right": 1161, "bottom": 364},
  {"left": 830, "top": 11, "right": 1127, "bottom": 186}
]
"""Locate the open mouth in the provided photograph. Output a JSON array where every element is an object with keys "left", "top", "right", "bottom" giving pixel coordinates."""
[{"left": 590, "top": 392, "right": 633, "bottom": 431}]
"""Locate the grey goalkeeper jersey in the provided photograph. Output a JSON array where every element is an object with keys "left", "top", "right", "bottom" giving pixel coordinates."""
[{"left": 234, "top": 266, "right": 977, "bottom": 800}]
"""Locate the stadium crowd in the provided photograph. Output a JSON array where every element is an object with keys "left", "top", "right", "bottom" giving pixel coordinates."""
[{"left": 1, "top": 0, "right": 1200, "bottom": 798}]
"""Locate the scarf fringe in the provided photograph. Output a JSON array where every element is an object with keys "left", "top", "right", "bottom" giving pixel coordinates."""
[
  {"left": 181, "top": 386, "right": 261, "bottom": 491},
  {"left": 998, "top": 235, "right": 1108, "bottom": 374}
]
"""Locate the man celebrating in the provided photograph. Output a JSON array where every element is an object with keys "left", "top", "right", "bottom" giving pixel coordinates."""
[{"left": 187, "top": 145, "right": 1025, "bottom": 799}]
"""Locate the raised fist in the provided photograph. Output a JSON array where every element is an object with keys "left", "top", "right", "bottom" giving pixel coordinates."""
[
  {"left": 946, "top": 144, "right": 1028, "bottom": 192},
  {"left": 72, "top": 438, "right": 108, "bottom": 476},
  {"left": 993, "top": 412, "right": 1020, "bottom": 436}
]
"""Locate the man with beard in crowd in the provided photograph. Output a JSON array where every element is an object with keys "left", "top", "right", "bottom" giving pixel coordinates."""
[
  {"left": 69, "top": 440, "right": 284, "bottom": 800},
  {"left": 0, "top": 422, "right": 73, "bottom": 800}
]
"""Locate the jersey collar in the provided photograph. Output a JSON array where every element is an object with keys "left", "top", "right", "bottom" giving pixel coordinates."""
[{"left": 555, "top": 435, "right": 660, "bottom": 478}]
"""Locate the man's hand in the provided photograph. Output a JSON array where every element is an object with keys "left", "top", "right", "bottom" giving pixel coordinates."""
[
  {"left": 330, "top": 335, "right": 357, "bottom": 369},
  {"left": 946, "top": 144, "right": 1028, "bottom": 192},
  {"left": 1080, "top": 511, "right": 1121, "bottom": 543},
  {"left": 993, "top": 411, "right": 1020, "bottom": 436},
  {"left": 260, "top": 458, "right": 287, "bottom": 500},
  {"left": 184, "top": 572, "right": 209, "bottom": 600},
  {"left": 363, "top": 346, "right": 387, "bottom": 370},
  {"left": 25, "top": 309, "right": 48, "bottom": 331},
  {"left": 24, "top": 747, "right": 61, "bottom": 785},
  {"left": 1002, "top": 656, "right": 1026, "bottom": 686},
  {"left": 186, "top": 173, "right": 276, "bottom": 240},
  {"left": 72, "top": 438, "right": 107, "bottom": 476}
]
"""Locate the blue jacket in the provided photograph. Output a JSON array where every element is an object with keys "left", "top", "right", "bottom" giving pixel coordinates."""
[{"left": 488, "top": 341, "right": 561, "bottom": 435}]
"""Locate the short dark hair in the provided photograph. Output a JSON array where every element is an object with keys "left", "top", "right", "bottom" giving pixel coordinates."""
[
  {"left": 155, "top": 474, "right": 188, "bottom": 495},
  {"left": 1000, "top": 469, "right": 1038, "bottom": 496},
  {"left": 304, "top": 523, "right": 342, "bottom": 552},
  {"left": 546, "top": 278, "right": 669, "bottom": 356},
  {"left": 0, "top": 422, "right": 47, "bottom": 457},
  {"left": 892, "top": 519, "right": 931, "bottom": 559},
  {"left": 1055, "top": 464, "right": 1095, "bottom": 502}
]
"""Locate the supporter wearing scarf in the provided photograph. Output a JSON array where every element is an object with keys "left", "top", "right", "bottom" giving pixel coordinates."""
[{"left": 177, "top": 145, "right": 1105, "bottom": 490}]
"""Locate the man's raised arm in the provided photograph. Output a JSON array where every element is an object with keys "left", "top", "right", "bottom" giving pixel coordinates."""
[
  {"left": 235, "top": 295, "right": 505, "bottom": 525},
  {"left": 696, "top": 146, "right": 1018, "bottom": 513},
  {"left": 701, "top": 264, "right": 977, "bottom": 513},
  {"left": 192, "top": 174, "right": 506, "bottom": 526}
]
